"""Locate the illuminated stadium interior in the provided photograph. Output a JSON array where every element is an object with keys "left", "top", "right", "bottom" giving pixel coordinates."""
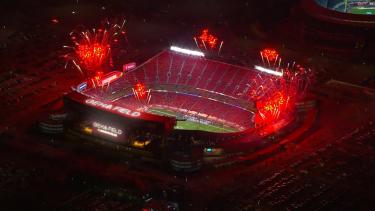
[
  {"left": 316, "top": 0, "right": 375, "bottom": 15},
  {"left": 80, "top": 48, "right": 261, "bottom": 133},
  {"left": 71, "top": 43, "right": 313, "bottom": 139}
]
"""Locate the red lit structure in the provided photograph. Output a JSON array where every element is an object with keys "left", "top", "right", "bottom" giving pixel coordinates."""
[
  {"left": 96, "top": 71, "right": 123, "bottom": 86},
  {"left": 63, "top": 46, "right": 313, "bottom": 171},
  {"left": 123, "top": 62, "right": 137, "bottom": 71},
  {"left": 66, "top": 47, "right": 312, "bottom": 134},
  {"left": 251, "top": 49, "right": 313, "bottom": 127}
]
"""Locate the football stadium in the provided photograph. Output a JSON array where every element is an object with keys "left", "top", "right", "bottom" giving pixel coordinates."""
[
  {"left": 315, "top": 0, "right": 375, "bottom": 15},
  {"left": 298, "top": 0, "right": 375, "bottom": 60},
  {"left": 64, "top": 45, "right": 312, "bottom": 171}
]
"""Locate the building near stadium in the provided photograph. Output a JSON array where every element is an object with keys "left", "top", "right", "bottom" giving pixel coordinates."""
[
  {"left": 63, "top": 47, "right": 301, "bottom": 171},
  {"left": 296, "top": 0, "right": 375, "bottom": 59},
  {"left": 316, "top": 0, "right": 375, "bottom": 15}
]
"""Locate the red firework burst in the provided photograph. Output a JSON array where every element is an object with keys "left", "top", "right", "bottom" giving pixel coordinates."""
[
  {"left": 260, "top": 48, "right": 279, "bottom": 63},
  {"left": 250, "top": 52, "right": 313, "bottom": 127},
  {"left": 197, "top": 29, "right": 218, "bottom": 49},
  {"left": 63, "top": 18, "right": 127, "bottom": 78},
  {"left": 134, "top": 82, "right": 147, "bottom": 100},
  {"left": 76, "top": 43, "right": 110, "bottom": 71},
  {"left": 255, "top": 91, "right": 292, "bottom": 125}
]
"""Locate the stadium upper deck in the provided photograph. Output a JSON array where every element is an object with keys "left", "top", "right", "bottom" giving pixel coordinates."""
[
  {"left": 81, "top": 48, "right": 280, "bottom": 110},
  {"left": 77, "top": 48, "right": 285, "bottom": 131}
]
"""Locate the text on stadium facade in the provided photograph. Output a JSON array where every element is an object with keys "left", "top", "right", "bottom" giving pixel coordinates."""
[
  {"left": 93, "top": 122, "right": 123, "bottom": 137},
  {"left": 85, "top": 99, "right": 141, "bottom": 117}
]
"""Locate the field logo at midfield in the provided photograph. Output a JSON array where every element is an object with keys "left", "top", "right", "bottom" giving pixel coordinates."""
[{"left": 85, "top": 98, "right": 141, "bottom": 117}]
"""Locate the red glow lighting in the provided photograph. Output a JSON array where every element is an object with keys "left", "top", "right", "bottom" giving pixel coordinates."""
[
  {"left": 96, "top": 71, "right": 123, "bottom": 86},
  {"left": 63, "top": 18, "right": 127, "bottom": 79},
  {"left": 198, "top": 29, "right": 218, "bottom": 49},
  {"left": 76, "top": 43, "right": 110, "bottom": 72},
  {"left": 251, "top": 64, "right": 313, "bottom": 127},
  {"left": 90, "top": 71, "right": 103, "bottom": 86},
  {"left": 134, "top": 82, "right": 147, "bottom": 99},
  {"left": 51, "top": 18, "right": 59, "bottom": 24},
  {"left": 93, "top": 71, "right": 103, "bottom": 81},
  {"left": 261, "top": 48, "right": 278, "bottom": 62},
  {"left": 255, "top": 91, "right": 292, "bottom": 126}
]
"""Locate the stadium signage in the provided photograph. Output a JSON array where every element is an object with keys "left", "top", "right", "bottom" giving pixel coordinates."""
[
  {"left": 97, "top": 71, "right": 123, "bottom": 86},
  {"left": 351, "top": 2, "right": 375, "bottom": 6},
  {"left": 85, "top": 99, "right": 141, "bottom": 117},
  {"left": 123, "top": 62, "right": 136, "bottom": 71},
  {"left": 77, "top": 82, "right": 87, "bottom": 92},
  {"left": 93, "top": 122, "right": 123, "bottom": 137}
]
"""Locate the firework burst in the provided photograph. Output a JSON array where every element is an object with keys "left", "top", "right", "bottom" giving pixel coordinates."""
[
  {"left": 260, "top": 48, "right": 279, "bottom": 63},
  {"left": 63, "top": 18, "right": 127, "bottom": 78},
  {"left": 194, "top": 29, "right": 223, "bottom": 54},
  {"left": 250, "top": 48, "right": 314, "bottom": 126}
]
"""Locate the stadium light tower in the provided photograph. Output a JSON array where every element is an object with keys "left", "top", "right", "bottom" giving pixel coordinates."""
[{"left": 170, "top": 46, "right": 205, "bottom": 57}]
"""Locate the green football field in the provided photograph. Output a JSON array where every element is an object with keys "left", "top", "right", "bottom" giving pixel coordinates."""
[
  {"left": 148, "top": 108, "right": 238, "bottom": 133},
  {"left": 350, "top": 7, "right": 375, "bottom": 15}
]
